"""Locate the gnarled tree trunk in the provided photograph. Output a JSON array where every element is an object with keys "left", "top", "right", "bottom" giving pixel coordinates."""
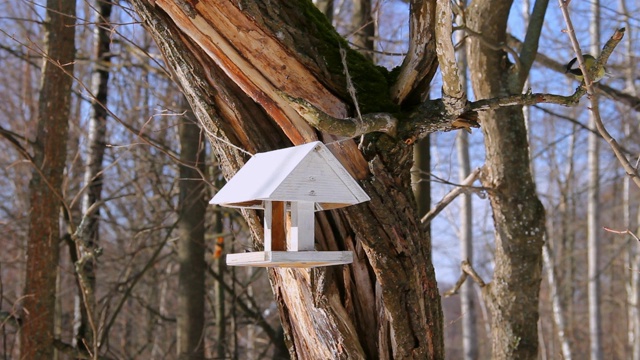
[{"left": 130, "top": 0, "right": 444, "bottom": 358}]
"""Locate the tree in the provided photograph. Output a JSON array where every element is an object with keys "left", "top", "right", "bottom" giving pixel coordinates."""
[
  {"left": 21, "top": 0, "right": 75, "bottom": 357},
  {"left": 131, "top": 1, "right": 444, "bottom": 357},
  {"left": 176, "top": 98, "right": 207, "bottom": 359},
  {"left": 465, "top": 1, "right": 548, "bottom": 358},
  {"left": 126, "top": 0, "right": 622, "bottom": 358},
  {"left": 74, "top": 0, "right": 113, "bottom": 353},
  {"left": 587, "top": 1, "right": 603, "bottom": 359}
]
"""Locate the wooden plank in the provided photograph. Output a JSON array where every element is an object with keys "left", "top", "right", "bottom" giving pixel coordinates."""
[
  {"left": 226, "top": 251, "right": 353, "bottom": 268},
  {"left": 290, "top": 201, "right": 315, "bottom": 251},
  {"left": 264, "top": 200, "right": 273, "bottom": 251},
  {"left": 271, "top": 201, "right": 286, "bottom": 251}
]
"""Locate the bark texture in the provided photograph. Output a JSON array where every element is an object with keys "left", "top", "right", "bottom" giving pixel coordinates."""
[
  {"left": 466, "top": 1, "right": 546, "bottom": 359},
  {"left": 176, "top": 101, "right": 207, "bottom": 359},
  {"left": 75, "top": 0, "right": 112, "bottom": 352},
  {"left": 130, "top": 0, "right": 443, "bottom": 358},
  {"left": 21, "top": 0, "right": 75, "bottom": 357}
]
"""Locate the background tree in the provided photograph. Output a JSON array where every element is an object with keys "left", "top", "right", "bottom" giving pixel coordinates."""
[
  {"left": 0, "top": 0, "right": 639, "bottom": 359},
  {"left": 21, "top": 0, "right": 75, "bottom": 357}
]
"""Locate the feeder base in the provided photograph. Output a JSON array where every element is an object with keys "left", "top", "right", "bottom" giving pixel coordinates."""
[{"left": 226, "top": 251, "right": 353, "bottom": 268}]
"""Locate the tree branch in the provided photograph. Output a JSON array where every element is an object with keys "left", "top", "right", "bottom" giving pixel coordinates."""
[
  {"left": 435, "top": 0, "right": 465, "bottom": 113},
  {"left": 443, "top": 260, "right": 486, "bottom": 297},
  {"left": 557, "top": 13, "right": 638, "bottom": 186},
  {"left": 518, "top": 0, "right": 549, "bottom": 88},
  {"left": 420, "top": 167, "right": 482, "bottom": 228}
]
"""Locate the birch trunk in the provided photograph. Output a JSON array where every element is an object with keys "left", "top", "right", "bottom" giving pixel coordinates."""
[
  {"left": 455, "top": 19, "right": 477, "bottom": 359},
  {"left": 620, "top": 1, "right": 640, "bottom": 357},
  {"left": 74, "top": 1, "right": 112, "bottom": 353},
  {"left": 587, "top": 2, "right": 603, "bottom": 359},
  {"left": 542, "top": 241, "right": 572, "bottom": 360}
]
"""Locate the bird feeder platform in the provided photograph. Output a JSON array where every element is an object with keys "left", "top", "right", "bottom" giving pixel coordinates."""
[{"left": 210, "top": 141, "right": 369, "bottom": 268}]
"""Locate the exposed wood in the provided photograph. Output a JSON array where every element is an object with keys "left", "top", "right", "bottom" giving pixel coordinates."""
[
  {"left": 270, "top": 201, "right": 287, "bottom": 252},
  {"left": 130, "top": 1, "right": 445, "bottom": 358}
]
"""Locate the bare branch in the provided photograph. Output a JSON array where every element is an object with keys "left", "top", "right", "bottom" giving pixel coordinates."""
[
  {"left": 517, "top": 0, "right": 549, "bottom": 88},
  {"left": 604, "top": 227, "right": 640, "bottom": 243},
  {"left": 556, "top": 12, "right": 638, "bottom": 187},
  {"left": 435, "top": 0, "right": 466, "bottom": 112},
  {"left": 282, "top": 92, "right": 398, "bottom": 137},
  {"left": 390, "top": 0, "right": 437, "bottom": 103},
  {"left": 443, "top": 259, "right": 486, "bottom": 297},
  {"left": 421, "top": 167, "right": 482, "bottom": 226}
]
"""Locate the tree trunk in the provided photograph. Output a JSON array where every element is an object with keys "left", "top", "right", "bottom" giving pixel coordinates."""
[
  {"left": 621, "top": 1, "right": 640, "bottom": 357},
  {"left": 542, "top": 241, "right": 572, "bottom": 360},
  {"left": 587, "top": 2, "right": 603, "bottom": 359},
  {"left": 177, "top": 100, "right": 207, "bottom": 360},
  {"left": 455, "top": 15, "right": 478, "bottom": 359},
  {"left": 21, "top": 0, "right": 75, "bottom": 358},
  {"left": 75, "top": 0, "right": 112, "bottom": 353},
  {"left": 351, "top": 0, "right": 375, "bottom": 61},
  {"left": 130, "top": 0, "right": 444, "bottom": 358},
  {"left": 466, "top": 1, "right": 546, "bottom": 359}
]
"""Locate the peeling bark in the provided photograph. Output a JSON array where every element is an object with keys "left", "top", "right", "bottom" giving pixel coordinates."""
[{"left": 130, "top": 1, "right": 443, "bottom": 358}]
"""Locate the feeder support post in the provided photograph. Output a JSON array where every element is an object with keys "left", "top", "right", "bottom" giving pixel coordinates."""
[
  {"left": 264, "top": 200, "right": 286, "bottom": 251},
  {"left": 290, "top": 201, "right": 315, "bottom": 251}
]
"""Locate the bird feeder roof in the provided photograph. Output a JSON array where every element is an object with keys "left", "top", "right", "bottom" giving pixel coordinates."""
[{"left": 210, "top": 141, "right": 370, "bottom": 210}]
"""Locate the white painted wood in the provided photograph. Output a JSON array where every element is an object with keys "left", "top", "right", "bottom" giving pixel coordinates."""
[
  {"left": 289, "top": 201, "right": 315, "bottom": 251},
  {"left": 263, "top": 200, "right": 273, "bottom": 251},
  {"left": 209, "top": 141, "right": 370, "bottom": 209},
  {"left": 226, "top": 251, "right": 353, "bottom": 268}
]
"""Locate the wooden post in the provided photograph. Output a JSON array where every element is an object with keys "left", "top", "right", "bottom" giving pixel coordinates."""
[
  {"left": 290, "top": 201, "right": 315, "bottom": 251},
  {"left": 264, "top": 201, "right": 286, "bottom": 251}
]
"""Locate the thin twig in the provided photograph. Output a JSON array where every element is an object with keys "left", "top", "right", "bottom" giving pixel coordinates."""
[
  {"left": 603, "top": 227, "right": 640, "bottom": 242},
  {"left": 443, "top": 259, "right": 486, "bottom": 297},
  {"left": 557, "top": 4, "right": 637, "bottom": 187},
  {"left": 421, "top": 167, "right": 482, "bottom": 226}
]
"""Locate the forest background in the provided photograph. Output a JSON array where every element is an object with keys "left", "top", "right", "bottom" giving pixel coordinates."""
[{"left": 0, "top": 0, "right": 640, "bottom": 359}]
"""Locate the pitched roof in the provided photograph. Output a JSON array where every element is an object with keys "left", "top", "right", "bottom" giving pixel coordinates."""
[{"left": 210, "top": 141, "right": 370, "bottom": 210}]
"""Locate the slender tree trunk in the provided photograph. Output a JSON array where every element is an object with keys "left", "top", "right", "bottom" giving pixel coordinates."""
[
  {"left": 466, "top": 1, "right": 546, "bottom": 359},
  {"left": 542, "top": 241, "right": 572, "bottom": 360},
  {"left": 21, "top": 0, "right": 75, "bottom": 357},
  {"left": 177, "top": 100, "right": 207, "bottom": 360},
  {"left": 455, "top": 18, "right": 477, "bottom": 358},
  {"left": 457, "top": 129, "right": 477, "bottom": 360},
  {"left": 213, "top": 212, "right": 226, "bottom": 359},
  {"left": 351, "top": 0, "right": 375, "bottom": 61},
  {"left": 587, "top": 2, "right": 602, "bottom": 359},
  {"left": 620, "top": 1, "right": 640, "bottom": 358},
  {"left": 74, "top": 0, "right": 112, "bottom": 353}
]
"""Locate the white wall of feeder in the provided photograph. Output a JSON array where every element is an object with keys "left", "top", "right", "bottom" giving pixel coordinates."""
[{"left": 209, "top": 141, "right": 370, "bottom": 268}]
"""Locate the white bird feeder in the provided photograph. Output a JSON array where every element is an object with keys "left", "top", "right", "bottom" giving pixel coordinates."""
[{"left": 210, "top": 141, "right": 370, "bottom": 268}]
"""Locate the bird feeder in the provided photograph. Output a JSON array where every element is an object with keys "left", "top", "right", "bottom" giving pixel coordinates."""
[{"left": 210, "top": 141, "right": 370, "bottom": 268}]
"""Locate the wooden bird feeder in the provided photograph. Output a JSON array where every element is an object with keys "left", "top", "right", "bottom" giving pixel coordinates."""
[{"left": 210, "top": 141, "right": 370, "bottom": 267}]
